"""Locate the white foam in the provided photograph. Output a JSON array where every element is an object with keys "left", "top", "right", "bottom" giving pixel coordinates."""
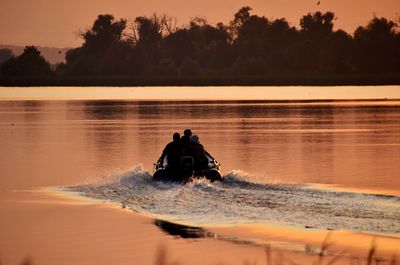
[{"left": 66, "top": 166, "right": 400, "bottom": 235}]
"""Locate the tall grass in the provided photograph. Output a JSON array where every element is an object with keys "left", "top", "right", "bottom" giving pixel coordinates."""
[
  {"left": 6, "top": 237, "right": 398, "bottom": 265},
  {"left": 151, "top": 236, "right": 397, "bottom": 265}
]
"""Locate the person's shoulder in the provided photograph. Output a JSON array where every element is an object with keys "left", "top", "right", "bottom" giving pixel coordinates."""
[
  {"left": 171, "top": 141, "right": 181, "bottom": 147},
  {"left": 194, "top": 142, "right": 204, "bottom": 148},
  {"left": 166, "top": 141, "right": 175, "bottom": 147}
]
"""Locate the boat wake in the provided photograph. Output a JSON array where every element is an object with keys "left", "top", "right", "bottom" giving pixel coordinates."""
[{"left": 63, "top": 166, "right": 400, "bottom": 235}]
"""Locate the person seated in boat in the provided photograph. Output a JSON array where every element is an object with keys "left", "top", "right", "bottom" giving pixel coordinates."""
[
  {"left": 158, "top": 132, "right": 181, "bottom": 174},
  {"left": 180, "top": 128, "right": 192, "bottom": 150},
  {"left": 188, "top": 135, "right": 208, "bottom": 174},
  {"left": 180, "top": 128, "right": 193, "bottom": 158}
]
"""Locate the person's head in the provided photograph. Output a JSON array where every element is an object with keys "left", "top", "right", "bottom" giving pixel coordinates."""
[
  {"left": 184, "top": 129, "right": 192, "bottom": 137},
  {"left": 173, "top": 132, "right": 180, "bottom": 141},
  {"left": 191, "top": 135, "right": 199, "bottom": 144}
]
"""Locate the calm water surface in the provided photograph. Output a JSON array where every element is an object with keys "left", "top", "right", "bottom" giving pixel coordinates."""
[
  {"left": 1, "top": 99, "right": 399, "bottom": 193},
  {"left": 1, "top": 87, "right": 400, "bottom": 265}
]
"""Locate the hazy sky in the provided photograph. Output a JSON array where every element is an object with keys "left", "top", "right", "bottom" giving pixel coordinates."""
[{"left": 0, "top": 0, "right": 399, "bottom": 47}]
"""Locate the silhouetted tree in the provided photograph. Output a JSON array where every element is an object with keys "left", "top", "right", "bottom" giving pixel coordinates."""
[
  {"left": 1, "top": 46, "right": 51, "bottom": 77},
  {"left": 300, "top": 11, "right": 335, "bottom": 36},
  {"left": 229, "top": 8, "right": 269, "bottom": 74},
  {"left": 229, "top": 6, "right": 252, "bottom": 39},
  {"left": 186, "top": 18, "right": 231, "bottom": 68},
  {"left": 128, "top": 14, "right": 177, "bottom": 44},
  {"left": 263, "top": 19, "right": 298, "bottom": 73},
  {"left": 159, "top": 16, "right": 231, "bottom": 70},
  {"left": 133, "top": 16, "right": 163, "bottom": 64},
  {"left": 145, "top": 58, "right": 178, "bottom": 75},
  {"left": 322, "top": 29, "right": 355, "bottom": 74},
  {"left": 65, "top": 14, "right": 131, "bottom": 75},
  {"left": 83, "top": 14, "right": 127, "bottom": 55},
  {"left": 230, "top": 7, "right": 298, "bottom": 74},
  {"left": 57, "top": 8, "right": 400, "bottom": 78},
  {"left": 127, "top": 14, "right": 177, "bottom": 66},
  {"left": 180, "top": 57, "right": 200, "bottom": 75},
  {"left": 0, "top": 48, "right": 13, "bottom": 66},
  {"left": 354, "top": 17, "right": 400, "bottom": 73},
  {"left": 231, "top": 57, "right": 267, "bottom": 75},
  {"left": 289, "top": 11, "right": 353, "bottom": 74},
  {"left": 163, "top": 28, "right": 194, "bottom": 66}
]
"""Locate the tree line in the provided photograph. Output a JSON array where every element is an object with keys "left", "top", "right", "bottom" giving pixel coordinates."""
[{"left": 1, "top": 7, "right": 400, "bottom": 78}]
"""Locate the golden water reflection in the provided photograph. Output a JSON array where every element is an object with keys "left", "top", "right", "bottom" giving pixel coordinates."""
[
  {"left": 1, "top": 99, "right": 399, "bottom": 193},
  {"left": 1, "top": 96, "right": 399, "bottom": 265}
]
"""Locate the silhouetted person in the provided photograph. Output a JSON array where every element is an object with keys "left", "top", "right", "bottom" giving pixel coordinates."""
[
  {"left": 188, "top": 135, "right": 208, "bottom": 174},
  {"left": 180, "top": 128, "right": 192, "bottom": 155},
  {"left": 158, "top": 132, "right": 181, "bottom": 173}
]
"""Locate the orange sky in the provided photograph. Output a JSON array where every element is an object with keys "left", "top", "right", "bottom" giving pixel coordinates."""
[{"left": 0, "top": 0, "right": 399, "bottom": 47}]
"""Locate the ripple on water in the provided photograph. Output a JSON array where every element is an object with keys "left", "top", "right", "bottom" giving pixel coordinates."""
[{"left": 65, "top": 166, "right": 400, "bottom": 235}]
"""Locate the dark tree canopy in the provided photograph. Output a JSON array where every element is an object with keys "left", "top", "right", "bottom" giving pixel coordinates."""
[
  {"left": 0, "top": 48, "right": 13, "bottom": 66},
  {"left": 62, "top": 14, "right": 133, "bottom": 75},
  {"left": 229, "top": 6, "right": 252, "bottom": 39},
  {"left": 300, "top": 11, "right": 335, "bottom": 36},
  {"left": 1, "top": 46, "right": 51, "bottom": 77},
  {"left": 83, "top": 14, "right": 127, "bottom": 54},
  {"left": 354, "top": 17, "right": 400, "bottom": 73},
  {"left": 48, "top": 8, "right": 400, "bottom": 78}
]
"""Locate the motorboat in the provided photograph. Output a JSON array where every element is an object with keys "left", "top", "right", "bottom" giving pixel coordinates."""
[{"left": 153, "top": 153, "right": 222, "bottom": 183}]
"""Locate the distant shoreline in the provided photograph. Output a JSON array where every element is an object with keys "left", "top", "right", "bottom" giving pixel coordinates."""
[{"left": 1, "top": 73, "right": 400, "bottom": 87}]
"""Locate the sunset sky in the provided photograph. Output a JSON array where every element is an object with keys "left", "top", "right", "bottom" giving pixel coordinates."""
[{"left": 1, "top": 0, "right": 399, "bottom": 47}]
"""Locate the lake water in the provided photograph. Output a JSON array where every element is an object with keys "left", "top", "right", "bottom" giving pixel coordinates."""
[{"left": 0, "top": 86, "right": 400, "bottom": 264}]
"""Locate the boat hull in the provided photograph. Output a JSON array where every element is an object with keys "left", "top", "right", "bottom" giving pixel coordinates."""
[{"left": 153, "top": 154, "right": 222, "bottom": 183}]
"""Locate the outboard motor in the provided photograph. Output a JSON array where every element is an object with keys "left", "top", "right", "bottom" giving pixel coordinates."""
[{"left": 180, "top": 156, "right": 194, "bottom": 180}]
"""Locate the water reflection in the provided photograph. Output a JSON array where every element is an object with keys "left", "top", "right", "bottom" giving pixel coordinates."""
[
  {"left": 1, "top": 98, "right": 399, "bottom": 265},
  {"left": 154, "top": 219, "right": 209, "bottom": 239},
  {"left": 83, "top": 101, "right": 130, "bottom": 170},
  {"left": 1, "top": 100, "right": 399, "bottom": 192},
  {"left": 78, "top": 100, "right": 400, "bottom": 190},
  {"left": 299, "top": 106, "right": 335, "bottom": 181},
  {"left": 153, "top": 219, "right": 323, "bottom": 255}
]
